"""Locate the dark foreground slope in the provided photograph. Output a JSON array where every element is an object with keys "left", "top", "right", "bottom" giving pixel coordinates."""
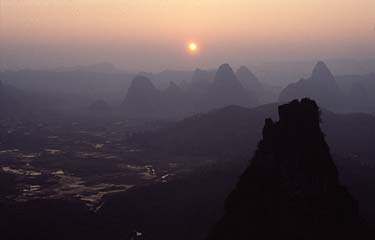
[{"left": 208, "top": 99, "right": 366, "bottom": 240}]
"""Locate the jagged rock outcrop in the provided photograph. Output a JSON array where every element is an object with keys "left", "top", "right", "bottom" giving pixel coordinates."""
[
  {"left": 199, "top": 64, "right": 257, "bottom": 112},
  {"left": 208, "top": 98, "right": 363, "bottom": 240},
  {"left": 279, "top": 62, "right": 344, "bottom": 111},
  {"left": 123, "top": 75, "right": 162, "bottom": 119}
]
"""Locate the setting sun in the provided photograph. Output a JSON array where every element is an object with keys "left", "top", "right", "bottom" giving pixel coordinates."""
[{"left": 188, "top": 42, "right": 198, "bottom": 53}]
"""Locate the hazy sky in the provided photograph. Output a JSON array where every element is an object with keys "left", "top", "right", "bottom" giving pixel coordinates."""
[{"left": 1, "top": 0, "right": 374, "bottom": 71}]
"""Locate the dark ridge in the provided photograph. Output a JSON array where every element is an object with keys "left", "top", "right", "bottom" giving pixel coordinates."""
[
  {"left": 208, "top": 98, "right": 365, "bottom": 240},
  {"left": 122, "top": 75, "right": 162, "bottom": 119}
]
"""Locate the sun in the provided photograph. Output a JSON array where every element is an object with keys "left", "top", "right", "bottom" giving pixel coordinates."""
[{"left": 188, "top": 42, "right": 198, "bottom": 53}]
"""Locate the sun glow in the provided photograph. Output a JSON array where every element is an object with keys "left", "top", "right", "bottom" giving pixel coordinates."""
[{"left": 188, "top": 42, "right": 198, "bottom": 53}]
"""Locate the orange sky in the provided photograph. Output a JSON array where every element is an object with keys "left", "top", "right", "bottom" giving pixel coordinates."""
[{"left": 1, "top": 0, "right": 374, "bottom": 70}]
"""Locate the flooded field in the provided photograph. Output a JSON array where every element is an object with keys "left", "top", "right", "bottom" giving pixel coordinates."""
[{"left": 0, "top": 118, "right": 210, "bottom": 208}]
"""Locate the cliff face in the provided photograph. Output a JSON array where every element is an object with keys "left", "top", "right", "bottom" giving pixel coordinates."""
[{"left": 208, "top": 98, "right": 362, "bottom": 240}]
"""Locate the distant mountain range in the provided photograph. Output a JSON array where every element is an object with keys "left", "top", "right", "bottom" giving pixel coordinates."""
[
  {"left": 1, "top": 61, "right": 374, "bottom": 118},
  {"left": 279, "top": 61, "right": 344, "bottom": 110},
  {"left": 53, "top": 62, "right": 123, "bottom": 74},
  {"left": 122, "top": 64, "right": 263, "bottom": 119},
  {"left": 197, "top": 64, "right": 258, "bottom": 112},
  {"left": 279, "top": 61, "right": 375, "bottom": 113}
]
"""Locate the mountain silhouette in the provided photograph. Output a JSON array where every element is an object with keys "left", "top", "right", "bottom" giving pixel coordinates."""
[
  {"left": 123, "top": 75, "right": 162, "bottom": 119},
  {"left": 123, "top": 76, "right": 194, "bottom": 119},
  {"left": 236, "top": 66, "right": 263, "bottom": 98},
  {"left": 198, "top": 64, "right": 257, "bottom": 111},
  {"left": 207, "top": 98, "right": 363, "bottom": 240},
  {"left": 0, "top": 69, "right": 134, "bottom": 105},
  {"left": 311, "top": 61, "right": 339, "bottom": 89},
  {"left": 279, "top": 61, "right": 344, "bottom": 111}
]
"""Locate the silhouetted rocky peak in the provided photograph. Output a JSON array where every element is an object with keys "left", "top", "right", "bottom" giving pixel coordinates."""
[
  {"left": 250, "top": 99, "right": 340, "bottom": 196},
  {"left": 123, "top": 75, "right": 162, "bottom": 118},
  {"left": 311, "top": 61, "right": 339, "bottom": 89},
  {"left": 211, "top": 64, "right": 247, "bottom": 93},
  {"left": 129, "top": 75, "right": 157, "bottom": 93},
  {"left": 312, "top": 61, "right": 333, "bottom": 80},
  {"left": 278, "top": 98, "right": 321, "bottom": 132},
  {"left": 236, "top": 66, "right": 258, "bottom": 82},
  {"left": 214, "top": 64, "right": 238, "bottom": 85},
  {"left": 236, "top": 66, "right": 263, "bottom": 92},
  {"left": 279, "top": 62, "right": 343, "bottom": 111},
  {"left": 208, "top": 98, "right": 362, "bottom": 240},
  {"left": 196, "top": 64, "right": 257, "bottom": 111}
]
